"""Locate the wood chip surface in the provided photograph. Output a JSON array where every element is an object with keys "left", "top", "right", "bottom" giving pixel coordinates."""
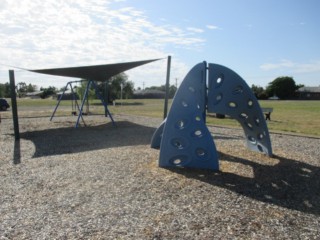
[{"left": 0, "top": 114, "right": 319, "bottom": 239}]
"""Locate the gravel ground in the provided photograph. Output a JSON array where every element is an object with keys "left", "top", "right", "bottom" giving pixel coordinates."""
[{"left": 0, "top": 113, "right": 319, "bottom": 239}]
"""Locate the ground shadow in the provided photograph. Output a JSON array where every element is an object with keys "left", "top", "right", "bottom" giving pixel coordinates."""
[
  {"left": 19, "top": 121, "right": 156, "bottom": 158},
  {"left": 168, "top": 152, "right": 320, "bottom": 215},
  {"left": 211, "top": 133, "right": 243, "bottom": 141}
]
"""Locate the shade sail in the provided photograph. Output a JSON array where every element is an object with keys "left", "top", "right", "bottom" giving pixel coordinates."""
[{"left": 28, "top": 58, "right": 162, "bottom": 81}]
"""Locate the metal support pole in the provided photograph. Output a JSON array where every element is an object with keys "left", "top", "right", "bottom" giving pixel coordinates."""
[
  {"left": 50, "top": 82, "right": 70, "bottom": 121},
  {"left": 91, "top": 80, "right": 116, "bottom": 126},
  {"left": 76, "top": 80, "right": 91, "bottom": 128},
  {"left": 70, "top": 84, "right": 86, "bottom": 124},
  {"left": 163, "top": 55, "right": 171, "bottom": 119},
  {"left": 9, "top": 70, "right": 20, "bottom": 140}
]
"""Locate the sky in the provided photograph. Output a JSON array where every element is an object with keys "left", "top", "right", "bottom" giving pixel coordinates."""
[{"left": 0, "top": 0, "right": 319, "bottom": 90}]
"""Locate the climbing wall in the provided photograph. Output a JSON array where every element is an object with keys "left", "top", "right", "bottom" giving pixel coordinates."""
[
  {"left": 151, "top": 62, "right": 273, "bottom": 170},
  {"left": 151, "top": 62, "right": 219, "bottom": 170},
  {"left": 207, "top": 63, "right": 272, "bottom": 156}
]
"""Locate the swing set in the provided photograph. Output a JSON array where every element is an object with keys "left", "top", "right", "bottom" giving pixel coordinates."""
[
  {"left": 8, "top": 58, "right": 165, "bottom": 138},
  {"left": 50, "top": 79, "right": 114, "bottom": 128}
]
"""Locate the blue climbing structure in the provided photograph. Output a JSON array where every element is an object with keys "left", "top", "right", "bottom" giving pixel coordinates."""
[{"left": 151, "top": 62, "right": 272, "bottom": 170}]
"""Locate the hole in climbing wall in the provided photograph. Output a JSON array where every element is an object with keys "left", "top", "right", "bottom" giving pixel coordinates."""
[
  {"left": 175, "top": 120, "right": 186, "bottom": 129},
  {"left": 257, "top": 144, "right": 264, "bottom": 152},
  {"left": 181, "top": 100, "right": 188, "bottom": 107},
  {"left": 170, "top": 155, "right": 188, "bottom": 166},
  {"left": 216, "top": 74, "right": 224, "bottom": 87},
  {"left": 228, "top": 102, "right": 237, "bottom": 108},
  {"left": 196, "top": 148, "right": 207, "bottom": 157},
  {"left": 254, "top": 117, "right": 260, "bottom": 126},
  {"left": 248, "top": 135, "right": 257, "bottom": 144},
  {"left": 258, "top": 133, "right": 264, "bottom": 140},
  {"left": 246, "top": 122, "right": 253, "bottom": 130},
  {"left": 232, "top": 85, "right": 244, "bottom": 95},
  {"left": 188, "top": 86, "right": 195, "bottom": 93},
  {"left": 171, "top": 138, "right": 186, "bottom": 149},
  {"left": 248, "top": 99, "right": 253, "bottom": 108},
  {"left": 240, "top": 112, "right": 248, "bottom": 119},
  {"left": 216, "top": 93, "right": 223, "bottom": 103},
  {"left": 193, "top": 129, "right": 203, "bottom": 137},
  {"left": 173, "top": 159, "right": 181, "bottom": 165}
]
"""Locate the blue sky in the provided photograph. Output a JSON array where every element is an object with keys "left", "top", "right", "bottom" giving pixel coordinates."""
[{"left": 0, "top": 0, "right": 319, "bottom": 89}]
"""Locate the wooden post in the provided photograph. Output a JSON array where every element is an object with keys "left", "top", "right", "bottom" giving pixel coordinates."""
[
  {"left": 163, "top": 55, "right": 171, "bottom": 119},
  {"left": 9, "top": 70, "right": 20, "bottom": 140}
]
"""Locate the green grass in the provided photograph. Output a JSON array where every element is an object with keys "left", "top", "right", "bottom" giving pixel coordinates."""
[
  {"left": 259, "top": 100, "right": 320, "bottom": 136},
  {"left": 16, "top": 98, "right": 73, "bottom": 107},
  {"left": 5, "top": 98, "right": 320, "bottom": 137},
  {"left": 109, "top": 99, "right": 170, "bottom": 118},
  {"left": 112, "top": 99, "right": 320, "bottom": 137},
  {"left": 207, "top": 100, "right": 320, "bottom": 136}
]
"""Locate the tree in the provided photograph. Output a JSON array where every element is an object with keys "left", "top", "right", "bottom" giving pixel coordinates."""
[
  {"left": 122, "top": 80, "right": 134, "bottom": 99},
  {"left": 107, "top": 73, "right": 133, "bottom": 100},
  {"left": 266, "top": 76, "right": 302, "bottom": 99},
  {"left": 145, "top": 84, "right": 177, "bottom": 98},
  {"left": 76, "top": 81, "right": 96, "bottom": 101},
  {"left": 27, "top": 83, "right": 37, "bottom": 92},
  {"left": 74, "top": 73, "right": 133, "bottom": 103},
  {"left": 40, "top": 86, "right": 57, "bottom": 99},
  {"left": 17, "top": 82, "right": 27, "bottom": 97},
  {"left": 251, "top": 84, "right": 267, "bottom": 99},
  {"left": 0, "top": 83, "right": 10, "bottom": 98},
  {"left": 3, "top": 82, "right": 11, "bottom": 97}
]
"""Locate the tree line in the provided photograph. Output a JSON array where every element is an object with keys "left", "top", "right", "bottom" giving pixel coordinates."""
[
  {"left": 0, "top": 73, "right": 177, "bottom": 100},
  {"left": 0, "top": 75, "right": 302, "bottom": 100},
  {"left": 0, "top": 81, "right": 59, "bottom": 99},
  {"left": 251, "top": 76, "right": 304, "bottom": 99},
  {"left": 0, "top": 73, "right": 134, "bottom": 100}
]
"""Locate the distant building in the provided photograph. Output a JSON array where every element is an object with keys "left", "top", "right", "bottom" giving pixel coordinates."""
[
  {"left": 25, "top": 91, "right": 43, "bottom": 99},
  {"left": 56, "top": 89, "right": 79, "bottom": 100},
  {"left": 296, "top": 86, "right": 320, "bottom": 100},
  {"left": 133, "top": 89, "right": 165, "bottom": 99},
  {"left": 268, "top": 94, "right": 280, "bottom": 100}
]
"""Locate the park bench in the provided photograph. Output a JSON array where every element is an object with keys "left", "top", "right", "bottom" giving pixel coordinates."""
[{"left": 262, "top": 108, "right": 273, "bottom": 121}]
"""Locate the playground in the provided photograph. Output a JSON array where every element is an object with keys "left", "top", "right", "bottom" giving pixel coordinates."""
[
  {"left": 1, "top": 60, "right": 319, "bottom": 238},
  {"left": 1, "top": 111, "right": 319, "bottom": 239}
]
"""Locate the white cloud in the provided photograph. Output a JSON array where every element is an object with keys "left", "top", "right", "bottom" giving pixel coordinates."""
[
  {"left": 206, "top": 25, "right": 220, "bottom": 30},
  {"left": 0, "top": 0, "right": 203, "bottom": 88},
  {"left": 294, "top": 61, "right": 320, "bottom": 73},
  {"left": 260, "top": 59, "right": 320, "bottom": 73},
  {"left": 260, "top": 59, "right": 295, "bottom": 70},
  {"left": 187, "top": 27, "right": 204, "bottom": 33}
]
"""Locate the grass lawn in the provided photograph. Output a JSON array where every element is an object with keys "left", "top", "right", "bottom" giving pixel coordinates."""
[
  {"left": 259, "top": 100, "right": 320, "bottom": 136},
  {"left": 206, "top": 100, "right": 320, "bottom": 136},
  {"left": 4, "top": 98, "right": 320, "bottom": 137}
]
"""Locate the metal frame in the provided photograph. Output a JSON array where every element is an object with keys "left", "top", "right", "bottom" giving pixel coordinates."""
[{"left": 50, "top": 79, "right": 115, "bottom": 128}]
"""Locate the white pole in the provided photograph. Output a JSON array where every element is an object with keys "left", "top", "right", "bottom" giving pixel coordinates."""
[{"left": 120, "top": 83, "right": 123, "bottom": 106}]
